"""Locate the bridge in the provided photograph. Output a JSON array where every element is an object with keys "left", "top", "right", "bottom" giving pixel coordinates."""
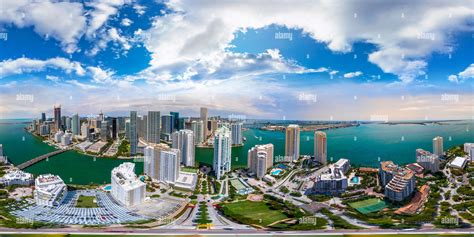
[{"left": 17, "top": 149, "right": 70, "bottom": 170}]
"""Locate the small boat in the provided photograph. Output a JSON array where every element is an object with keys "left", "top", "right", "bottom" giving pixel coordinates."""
[{"left": 22, "top": 136, "right": 25, "bottom": 141}]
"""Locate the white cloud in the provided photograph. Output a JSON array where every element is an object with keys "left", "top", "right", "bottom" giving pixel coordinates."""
[
  {"left": 87, "top": 66, "right": 115, "bottom": 84},
  {"left": 448, "top": 63, "right": 474, "bottom": 83},
  {"left": 343, "top": 71, "right": 363, "bottom": 78},
  {"left": 0, "top": 57, "right": 85, "bottom": 77},
  {"left": 66, "top": 80, "right": 99, "bottom": 90},
  {"left": 45, "top": 75, "right": 60, "bottom": 83},
  {"left": 133, "top": 4, "right": 146, "bottom": 15},
  {"left": 85, "top": 0, "right": 132, "bottom": 38},
  {"left": 0, "top": 0, "right": 87, "bottom": 53},
  {"left": 140, "top": 0, "right": 473, "bottom": 84},
  {"left": 121, "top": 18, "right": 133, "bottom": 26}
]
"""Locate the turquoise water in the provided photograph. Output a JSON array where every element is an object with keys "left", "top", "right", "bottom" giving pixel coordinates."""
[
  {"left": 271, "top": 169, "right": 283, "bottom": 175},
  {"left": 350, "top": 176, "right": 360, "bottom": 183},
  {"left": 1, "top": 119, "right": 473, "bottom": 184},
  {"left": 103, "top": 185, "right": 112, "bottom": 191}
]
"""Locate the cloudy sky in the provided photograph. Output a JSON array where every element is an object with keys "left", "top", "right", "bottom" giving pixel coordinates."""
[{"left": 0, "top": 0, "right": 473, "bottom": 121}]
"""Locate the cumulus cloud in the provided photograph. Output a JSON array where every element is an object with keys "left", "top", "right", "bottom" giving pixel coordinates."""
[
  {"left": 0, "top": 0, "right": 87, "bottom": 53},
  {"left": 448, "top": 63, "right": 474, "bottom": 83},
  {"left": 85, "top": 0, "right": 133, "bottom": 38},
  {"left": 140, "top": 0, "right": 473, "bottom": 84},
  {"left": 0, "top": 57, "right": 85, "bottom": 77},
  {"left": 121, "top": 18, "right": 133, "bottom": 26},
  {"left": 343, "top": 71, "right": 363, "bottom": 78}
]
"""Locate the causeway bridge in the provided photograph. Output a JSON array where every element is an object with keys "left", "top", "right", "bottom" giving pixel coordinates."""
[{"left": 17, "top": 149, "right": 69, "bottom": 170}]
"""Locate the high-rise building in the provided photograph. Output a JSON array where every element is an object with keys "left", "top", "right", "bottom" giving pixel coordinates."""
[
  {"left": 137, "top": 115, "right": 147, "bottom": 139},
  {"left": 213, "top": 126, "right": 232, "bottom": 179},
  {"left": 53, "top": 105, "right": 61, "bottom": 131},
  {"left": 147, "top": 111, "right": 161, "bottom": 143},
  {"left": 172, "top": 130, "right": 195, "bottom": 167},
  {"left": 41, "top": 113, "right": 46, "bottom": 123},
  {"left": 379, "top": 161, "right": 415, "bottom": 202},
  {"left": 100, "top": 120, "right": 109, "bottom": 141},
  {"left": 130, "top": 111, "right": 138, "bottom": 156},
  {"left": 161, "top": 115, "right": 173, "bottom": 140},
  {"left": 61, "top": 116, "right": 67, "bottom": 131},
  {"left": 310, "top": 159, "right": 349, "bottom": 196},
  {"left": 248, "top": 144, "right": 274, "bottom": 179},
  {"left": 125, "top": 120, "right": 130, "bottom": 139},
  {"left": 191, "top": 120, "right": 204, "bottom": 145},
  {"left": 34, "top": 174, "right": 67, "bottom": 207},
  {"left": 111, "top": 163, "right": 145, "bottom": 207},
  {"left": 200, "top": 107, "right": 208, "bottom": 139},
  {"left": 416, "top": 149, "right": 440, "bottom": 173},
  {"left": 433, "top": 136, "right": 443, "bottom": 157},
  {"left": 71, "top": 114, "right": 80, "bottom": 135},
  {"left": 170, "top": 112, "right": 179, "bottom": 132},
  {"left": 144, "top": 144, "right": 180, "bottom": 183},
  {"left": 210, "top": 119, "right": 218, "bottom": 134},
  {"left": 314, "top": 131, "right": 327, "bottom": 165},
  {"left": 65, "top": 117, "right": 72, "bottom": 131},
  {"left": 111, "top": 117, "right": 118, "bottom": 140},
  {"left": 231, "top": 122, "right": 243, "bottom": 145},
  {"left": 81, "top": 122, "right": 90, "bottom": 141},
  {"left": 285, "top": 124, "right": 300, "bottom": 162}
]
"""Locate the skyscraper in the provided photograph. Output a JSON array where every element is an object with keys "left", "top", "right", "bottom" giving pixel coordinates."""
[
  {"left": 81, "top": 122, "right": 90, "bottom": 141},
  {"left": 147, "top": 111, "right": 161, "bottom": 143},
  {"left": 248, "top": 144, "right": 274, "bottom": 178},
  {"left": 161, "top": 114, "right": 173, "bottom": 135},
  {"left": 172, "top": 129, "right": 195, "bottom": 167},
  {"left": 65, "top": 117, "right": 72, "bottom": 131},
  {"left": 53, "top": 105, "right": 61, "bottom": 132},
  {"left": 144, "top": 143, "right": 180, "bottom": 183},
  {"left": 100, "top": 120, "right": 109, "bottom": 141},
  {"left": 433, "top": 136, "right": 444, "bottom": 157},
  {"left": 314, "top": 131, "right": 327, "bottom": 165},
  {"left": 231, "top": 122, "right": 243, "bottom": 145},
  {"left": 191, "top": 120, "right": 204, "bottom": 145},
  {"left": 111, "top": 117, "right": 117, "bottom": 140},
  {"left": 170, "top": 112, "right": 179, "bottom": 132},
  {"left": 41, "top": 113, "right": 46, "bottom": 123},
  {"left": 285, "top": 124, "right": 300, "bottom": 162},
  {"left": 200, "top": 107, "right": 208, "bottom": 139},
  {"left": 71, "top": 113, "right": 80, "bottom": 135},
  {"left": 213, "top": 126, "right": 231, "bottom": 179},
  {"left": 137, "top": 115, "right": 147, "bottom": 139},
  {"left": 130, "top": 111, "right": 138, "bottom": 156}
]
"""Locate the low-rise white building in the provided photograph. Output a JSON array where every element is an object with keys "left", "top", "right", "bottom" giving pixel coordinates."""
[
  {"left": 449, "top": 156, "right": 468, "bottom": 170},
  {"left": 34, "top": 174, "right": 68, "bottom": 207},
  {"left": 310, "top": 160, "right": 349, "bottom": 196},
  {"left": 334, "top": 158, "right": 350, "bottom": 174},
  {"left": 174, "top": 171, "right": 198, "bottom": 191},
  {"left": 61, "top": 132, "right": 72, "bottom": 146},
  {"left": 54, "top": 131, "right": 64, "bottom": 143},
  {"left": 111, "top": 162, "right": 146, "bottom": 207},
  {"left": 0, "top": 169, "right": 34, "bottom": 186}
]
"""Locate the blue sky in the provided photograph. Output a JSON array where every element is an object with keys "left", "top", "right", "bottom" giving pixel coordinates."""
[{"left": 0, "top": 0, "right": 473, "bottom": 120}]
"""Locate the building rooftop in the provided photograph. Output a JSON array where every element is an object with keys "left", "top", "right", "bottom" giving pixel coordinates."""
[{"left": 450, "top": 156, "right": 468, "bottom": 169}]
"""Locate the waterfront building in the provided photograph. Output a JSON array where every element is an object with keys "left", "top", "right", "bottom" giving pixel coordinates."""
[
  {"left": 191, "top": 120, "right": 204, "bottom": 145},
  {"left": 34, "top": 174, "right": 67, "bottom": 207},
  {"left": 172, "top": 129, "right": 195, "bottom": 167},
  {"left": 53, "top": 105, "right": 61, "bottom": 132},
  {"left": 80, "top": 122, "right": 90, "bottom": 140},
  {"left": 54, "top": 131, "right": 64, "bottom": 143},
  {"left": 200, "top": 107, "right": 208, "bottom": 139},
  {"left": 144, "top": 144, "right": 180, "bottom": 183},
  {"left": 213, "top": 126, "right": 232, "bottom": 179},
  {"left": 449, "top": 156, "right": 468, "bottom": 169},
  {"left": 385, "top": 169, "right": 416, "bottom": 202},
  {"left": 40, "top": 124, "right": 49, "bottom": 136},
  {"left": 147, "top": 111, "right": 161, "bottom": 143},
  {"left": 0, "top": 144, "right": 3, "bottom": 157},
  {"left": 464, "top": 143, "right": 474, "bottom": 160},
  {"left": 247, "top": 144, "right": 274, "bottom": 179},
  {"left": 379, "top": 161, "right": 415, "bottom": 202},
  {"left": 314, "top": 131, "right": 327, "bottom": 165},
  {"left": 334, "top": 158, "right": 350, "bottom": 174},
  {"left": 0, "top": 169, "right": 34, "bottom": 186},
  {"left": 231, "top": 122, "right": 243, "bottom": 145},
  {"left": 310, "top": 159, "right": 348, "bottom": 196},
  {"left": 416, "top": 148, "right": 440, "bottom": 173},
  {"left": 111, "top": 162, "right": 145, "bottom": 207},
  {"left": 0, "top": 144, "right": 5, "bottom": 164},
  {"left": 61, "top": 132, "right": 72, "bottom": 146},
  {"left": 433, "top": 136, "right": 444, "bottom": 157},
  {"left": 71, "top": 113, "right": 80, "bottom": 135},
  {"left": 41, "top": 113, "right": 46, "bottom": 123},
  {"left": 130, "top": 111, "right": 138, "bottom": 156},
  {"left": 285, "top": 124, "right": 300, "bottom": 162}
]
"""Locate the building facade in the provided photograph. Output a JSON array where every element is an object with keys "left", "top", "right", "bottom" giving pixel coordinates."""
[
  {"left": 172, "top": 129, "right": 195, "bottom": 167},
  {"left": 314, "top": 131, "right": 327, "bottom": 165},
  {"left": 111, "top": 162, "right": 146, "bottom": 207},
  {"left": 433, "top": 136, "right": 444, "bottom": 157},
  {"left": 34, "top": 174, "right": 68, "bottom": 207},
  {"left": 147, "top": 111, "right": 161, "bottom": 143},
  {"left": 285, "top": 124, "right": 300, "bottom": 162},
  {"left": 213, "top": 126, "right": 232, "bottom": 179},
  {"left": 247, "top": 144, "right": 274, "bottom": 179}
]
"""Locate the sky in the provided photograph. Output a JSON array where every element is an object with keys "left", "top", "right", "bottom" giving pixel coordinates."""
[{"left": 0, "top": 0, "right": 473, "bottom": 121}]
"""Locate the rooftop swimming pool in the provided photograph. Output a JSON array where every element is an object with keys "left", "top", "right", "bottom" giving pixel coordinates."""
[
  {"left": 271, "top": 169, "right": 283, "bottom": 176},
  {"left": 350, "top": 176, "right": 360, "bottom": 183},
  {"left": 103, "top": 185, "right": 112, "bottom": 191}
]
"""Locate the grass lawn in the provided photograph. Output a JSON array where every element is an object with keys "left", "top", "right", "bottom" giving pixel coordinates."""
[
  {"left": 468, "top": 206, "right": 474, "bottom": 214},
  {"left": 75, "top": 195, "right": 98, "bottom": 208},
  {"left": 181, "top": 167, "right": 198, "bottom": 173},
  {"left": 349, "top": 198, "right": 387, "bottom": 214},
  {"left": 220, "top": 200, "right": 288, "bottom": 226}
]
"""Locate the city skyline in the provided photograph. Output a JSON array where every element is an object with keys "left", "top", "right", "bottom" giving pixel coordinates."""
[{"left": 0, "top": 0, "right": 473, "bottom": 120}]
